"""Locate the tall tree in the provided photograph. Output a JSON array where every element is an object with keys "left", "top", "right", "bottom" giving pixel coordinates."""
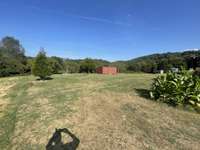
[
  {"left": 1, "top": 36, "right": 25, "bottom": 57},
  {"left": 0, "top": 36, "right": 27, "bottom": 76}
]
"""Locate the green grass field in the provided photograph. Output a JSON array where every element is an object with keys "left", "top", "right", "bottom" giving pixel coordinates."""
[{"left": 0, "top": 74, "right": 200, "bottom": 150}]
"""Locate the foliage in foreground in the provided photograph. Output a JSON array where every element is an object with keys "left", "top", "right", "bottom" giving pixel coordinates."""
[{"left": 150, "top": 70, "right": 200, "bottom": 110}]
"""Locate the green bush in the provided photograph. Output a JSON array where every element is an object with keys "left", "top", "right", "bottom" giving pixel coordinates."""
[{"left": 150, "top": 70, "right": 200, "bottom": 110}]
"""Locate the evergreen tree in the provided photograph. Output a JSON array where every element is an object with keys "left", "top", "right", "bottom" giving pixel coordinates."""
[{"left": 32, "top": 50, "right": 51, "bottom": 79}]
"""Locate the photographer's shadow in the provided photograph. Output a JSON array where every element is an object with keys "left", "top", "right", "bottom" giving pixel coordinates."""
[{"left": 46, "top": 128, "right": 80, "bottom": 150}]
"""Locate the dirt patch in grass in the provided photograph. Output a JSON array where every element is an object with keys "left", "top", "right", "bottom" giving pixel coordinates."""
[
  {"left": 0, "top": 84, "right": 15, "bottom": 97},
  {"left": 0, "top": 83, "right": 15, "bottom": 118},
  {"left": 10, "top": 97, "right": 57, "bottom": 147},
  {"left": 0, "top": 99, "right": 9, "bottom": 118}
]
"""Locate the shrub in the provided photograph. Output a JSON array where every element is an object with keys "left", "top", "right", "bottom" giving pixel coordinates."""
[
  {"left": 49, "top": 58, "right": 63, "bottom": 74},
  {"left": 150, "top": 70, "right": 200, "bottom": 110}
]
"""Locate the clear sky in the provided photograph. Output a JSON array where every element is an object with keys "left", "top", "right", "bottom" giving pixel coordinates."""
[{"left": 0, "top": 0, "right": 200, "bottom": 61}]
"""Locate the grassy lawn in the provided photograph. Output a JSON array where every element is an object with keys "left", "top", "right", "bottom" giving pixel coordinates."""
[{"left": 0, "top": 73, "right": 200, "bottom": 150}]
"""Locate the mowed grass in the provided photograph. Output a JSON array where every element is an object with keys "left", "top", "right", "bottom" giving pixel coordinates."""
[{"left": 0, "top": 73, "right": 199, "bottom": 150}]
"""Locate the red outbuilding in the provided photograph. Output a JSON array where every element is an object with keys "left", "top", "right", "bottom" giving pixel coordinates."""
[{"left": 96, "top": 66, "right": 118, "bottom": 75}]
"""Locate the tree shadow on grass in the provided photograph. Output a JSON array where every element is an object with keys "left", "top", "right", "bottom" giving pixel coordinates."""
[
  {"left": 46, "top": 128, "right": 80, "bottom": 150},
  {"left": 36, "top": 76, "right": 53, "bottom": 81},
  {"left": 135, "top": 89, "right": 200, "bottom": 113},
  {"left": 135, "top": 88, "right": 188, "bottom": 107},
  {"left": 134, "top": 88, "right": 151, "bottom": 100}
]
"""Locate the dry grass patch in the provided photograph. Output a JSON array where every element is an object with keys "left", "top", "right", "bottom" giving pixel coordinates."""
[
  {"left": 0, "top": 82, "right": 15, "bottom": 118},
  {"left": 121, "top": 96, "right": 200, "bottom": 150},
  {"left": 65, "top": 92, "right": 140, "bottom": 150},
  {"left": 0, "top": 74, "right": 200, "bottom": 150}
]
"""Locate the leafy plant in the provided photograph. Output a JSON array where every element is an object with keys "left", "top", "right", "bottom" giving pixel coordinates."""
[{"left": 150, "top": 70, "right": 200, "bottom": 110}]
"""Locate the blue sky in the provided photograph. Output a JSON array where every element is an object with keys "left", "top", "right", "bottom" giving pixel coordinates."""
[{"left": 0, "top": 0, "right": 200, "bottom": 61}]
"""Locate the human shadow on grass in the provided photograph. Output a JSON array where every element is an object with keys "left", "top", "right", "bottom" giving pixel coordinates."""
[
  {"left": 46, "top": 128, "right": 80, "bottom": 150},
  {"left": 134, "top": 88, "right": 151, "bottom": 99}
]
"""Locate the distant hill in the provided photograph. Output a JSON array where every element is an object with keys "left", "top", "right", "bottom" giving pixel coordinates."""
[
  {"left": 112, "top": 49, "right": 200, "bottom": 73},
  {"left": 63, "top": 49, "right": 200, "bottom": 73}
]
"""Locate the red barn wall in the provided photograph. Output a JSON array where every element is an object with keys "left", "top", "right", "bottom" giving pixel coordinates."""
[
  {"left": 96, "top": 67, "right": 103, "bottom": 74},
  {"left": 96, "top": 66, "right": 117, "bottom": 75}
]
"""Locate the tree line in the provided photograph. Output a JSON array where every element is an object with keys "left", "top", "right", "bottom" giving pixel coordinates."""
[
  {"left": 0, "top": 36, "right": 200, "bottom": 78},
  {"left": 0, "top": 36, "right": 110, "bottom": 77}
]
